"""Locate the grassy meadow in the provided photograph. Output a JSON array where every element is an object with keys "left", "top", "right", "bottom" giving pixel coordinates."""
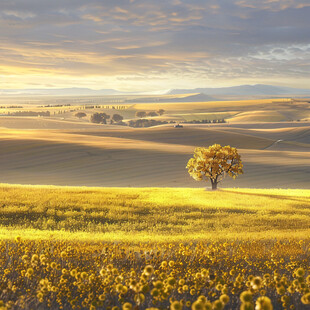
[
  {"left": 0, "top": 184, "right": 310, "bottom": 242},
  {"left": 0, "top": 185, "right": 310, "bottom": 309}
]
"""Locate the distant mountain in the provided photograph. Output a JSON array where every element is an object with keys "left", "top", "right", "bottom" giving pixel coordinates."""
[
  {"left": 166, "top": 93, "right": 216, "bottom": 102},
  {"left": 2, "top": 84, "right": 310, "bottom": 97},
  {"left": 0, "top": 88, "right": 123, "bottom": 96},
  {"left": 167, "top": 84, "right": 310, "bottom": 96},
  {"left": 124, "top": 93, "right": 216, "bottom": 103}
]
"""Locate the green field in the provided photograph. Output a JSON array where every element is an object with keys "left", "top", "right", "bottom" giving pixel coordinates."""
[{"left": 1, "top": 184, "right": 309, "bottom": 242}]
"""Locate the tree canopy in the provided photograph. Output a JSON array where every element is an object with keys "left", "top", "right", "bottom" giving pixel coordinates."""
[
  {"left": 186, "top": 144, "right": 243, "bottom": 190},
  {"left": 146, "top": 111, "right": 158, "bottom": 117},
  {"left": 135, "top": 111, "right": 147, "bottom": 118},
  {"left": 112, "top": 114, "right": 124, "bottom": 122},
  {"left": 157, "top": 109, "right": 165, "bottom": 116},
  {"left": 75, "top": 112, "right": 87, "bottom": 119},
  {"left": 90, "top": 113, "right": 110, "bottom": 124}
]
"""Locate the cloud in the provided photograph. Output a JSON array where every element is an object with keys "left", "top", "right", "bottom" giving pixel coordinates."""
[
  {"left": 0, "top": 0, "right": 309, "bottom": 90},
  {"left": 3, "top": 10, "right": 36, "bottom": 19}
]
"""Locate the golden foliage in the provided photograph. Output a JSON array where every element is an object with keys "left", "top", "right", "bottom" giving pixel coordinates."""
[{"left": 186, "top": 144, "right": 243, "bottom": 189}]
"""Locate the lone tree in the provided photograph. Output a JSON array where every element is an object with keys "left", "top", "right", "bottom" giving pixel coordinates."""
[
  {"left": 186, "top": 144, "right": 243, "bottom": 190},
  {"left": 157, "top": 109, "right": 165, "bottom": 116},
  {"left": 90, "top": 112, "right": 110, "bottom": 124},
  {"left": 135, "top": 111, "right": 147, "bottom": 118},
  {"left": 75, "top": 112, "right": 87, "bottom": 119},
  {"left": 112, "top": 114, "right": 124, "bottom": 123}
]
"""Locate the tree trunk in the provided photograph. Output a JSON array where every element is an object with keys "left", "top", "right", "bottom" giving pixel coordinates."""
[{"left": 211, "top": 180, "right": 218, "bottom": 190}]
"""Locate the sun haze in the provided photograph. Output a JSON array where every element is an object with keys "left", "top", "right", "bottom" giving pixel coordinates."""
[{"left": 1, "top": 0, "right": 310, "bottom": 91}]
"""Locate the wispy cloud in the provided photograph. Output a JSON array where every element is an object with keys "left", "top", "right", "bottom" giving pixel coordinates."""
[{"left": 0, "top": 0, "right": 309, "bottom": 90}]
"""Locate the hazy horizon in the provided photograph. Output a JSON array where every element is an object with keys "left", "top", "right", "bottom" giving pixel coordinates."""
[{"left": 1, "top": 83, "right": 310, "bottom": 95}]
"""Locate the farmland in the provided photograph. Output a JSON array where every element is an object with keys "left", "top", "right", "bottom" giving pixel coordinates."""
[
  {"left": 0, "top": 186, "right": 310, "bottom": 309},
  {"left": 0, "top": 94, "right": 309, "bottom": 309},
  {"left": 0, "top": 94, "right": 309, "bottom": 189},
  {"left": 0, "top": 185, "right": 309, "bottom": 242}
]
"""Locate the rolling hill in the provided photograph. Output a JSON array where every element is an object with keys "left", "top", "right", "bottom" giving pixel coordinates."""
[
  {"left": 0, "top": 122, "right": 309, "bottom": 188},
  {"left": 168, "top": 84, "right": 310, "bottom": 97},
  {"left": 0, "top": 93, "right": 309, "bottom": 189}
]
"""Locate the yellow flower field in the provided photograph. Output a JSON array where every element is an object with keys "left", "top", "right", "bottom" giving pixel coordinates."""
[
  {"left": 0, "top": 239, "right": 309, "bottom": 309},
  {"left": 0, "top": 184, "right": 309, "bottom": 309}
]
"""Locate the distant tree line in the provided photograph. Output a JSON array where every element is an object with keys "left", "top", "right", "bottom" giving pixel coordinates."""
[
  {"left": 135, "top": 109, "right": 165, "bottom": 118},
  {"left": 89, "top": 110, "right": 228, "bottom": 128},
  {"left": 127, "top": 119, "right": 169, "bottom": 128},
  {"left": 81, "top": 105, "right": 127, "bottom": 110},
  {"left": 85, "top": 106, "right": 100, "bottom": 109},
  {"left": 89, "top": 111, "right": 171, "bottom": 128},
  {"left": 0, "top": 106, "right": 23, "bottom": 109},
  {"left": 8, "top": 111, "right": 50, "bottom": 117},
  {"left": 90, "top": 113, "right": 125, "bottom": 124},
  {"left": 183, "top": 119, "right": 227, "bottom": 124},
  {"left": 42, "top": 104, "right": 71, "bottom": 107}
]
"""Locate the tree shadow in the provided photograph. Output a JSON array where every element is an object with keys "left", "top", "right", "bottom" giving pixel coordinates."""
[{"left": 219, "top": 189, "right": 310, "bottom": 205}]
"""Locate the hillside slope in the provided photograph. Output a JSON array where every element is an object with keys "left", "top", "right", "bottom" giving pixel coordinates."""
[{"left": 0, "top": 125, "right": 309, "bottom": 188}]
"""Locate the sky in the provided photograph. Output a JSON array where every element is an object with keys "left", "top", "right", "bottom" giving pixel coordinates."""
[{"left": 1, "top": 0, "right": 310, "bottom": 92}]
